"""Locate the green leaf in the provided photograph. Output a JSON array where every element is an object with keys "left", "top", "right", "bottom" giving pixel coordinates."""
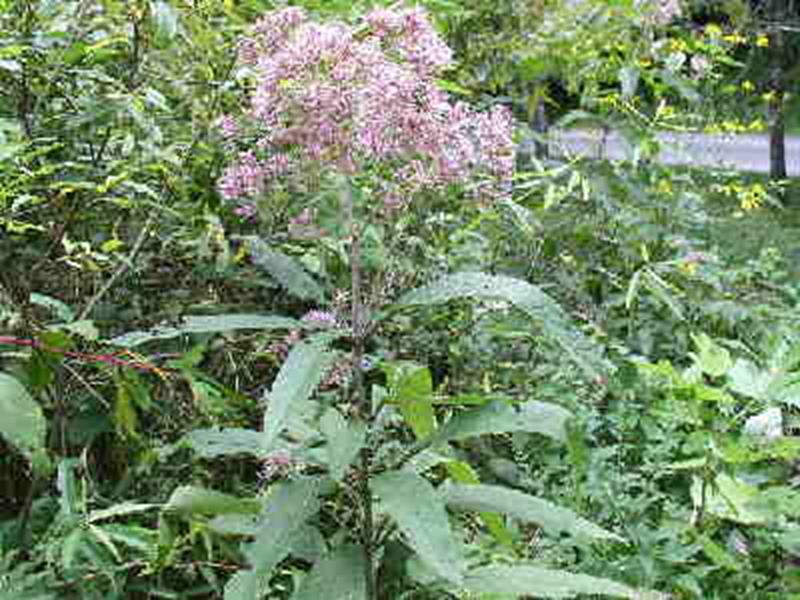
[
  {"left": 152, "top": 1, "right": 179, "bottom": 47},
  {"left": 373, "top": 471, "right": 465, "bottom": 586},
  {"left": 183, "top": 427, "right": 267, "bottom": 459},
  {"left": 728, "top": 359, "right": 772, "bottom": 399},
  {"left": 320, "top": 408, "right": 366, "bottom": 482},
  {"left": 397, "top": 272, "right": 608, "bottom": 380},
  {"left": 30, "top": 292, "right": 74, "bottom": 322},
  {"left": 247, "top": 238, "right": 326, "bottom": 303},
  {"left": 464, "top": 564, "right": 666, "bottom": 599},
  {"left": 290, "top": 544, "right": 366, "bottom": 600},
  {"left": 207, "top": 514, "right": 261, "bottom": 537},
  {"left": 225, "top": 478, "right": 322, "bottom": 600},
  {"left": 691, "top": 333, "right": 732, "bottom": 378},
  {"left": 385, "top": 362, "right": 436, "bottom": 439},
  {"left": 88, "top": 502, "right": 159, "bottom": 523},
  {"left": 0, "top": 373, "right": 49, "bottom": 475},
  {"left": 109, "top": 314, "right": 304, "bottom": 347},
  {"left": 164, "top": 486, "right": 261, "bottom": 517},
  {"left": 699, "top": 534, "right": 742, "bottom": 571},
  {"left": 101, "top": 523, "right": 157, "bottom": 553},
  {"left": 262, "top": 340, "right": 334, "bottom": 452},
  {"left": 440, "top": 484, "right": 621, "bottom": 542},
  {"left": 435, "top": 399, "right": 572, "bottom": 444},
  {"left": 444, "top": 461, "right": 515, "bottom": 549},
  {"left": 691, "top": 473, "right": 769, "bottom": 525},
  {"left": 619, "top": 66, "right": 639, "bottom": 99}
]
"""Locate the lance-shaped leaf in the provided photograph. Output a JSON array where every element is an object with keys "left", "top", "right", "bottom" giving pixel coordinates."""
[
  {"left": 435, "top": 399, "right": 572, "bottom": 444},
  {"left": 464, "top": 564, "right": 667, "bottom": 599},
  {"left": 164, "top": 486, "right": 261, "bottom": 518},
  {"left": 373, "top": 471, "right": 465, "bottom": 586},
  {"left": 444, "top": 461, "right": 514, "bottom": 549},
  {"left": 109, "top": 314, "right": 304, "bottom": 347},
  {"left": 440, "top": 484, "right": 621, "bottom": 542},
  {"left": 225, "top": 478, "right": 322, "bottom": 600},
  {"left": 262, "top": 341, "right": 335, "bottom": 451},
  {"left": 397, "top": 272, "right": 609, "bottom": 380},
  {"left": 183, "top": 427, "right": 268, "bottom": 459},
  {"left": 290, "top": 544, "right": 366, "bottom": 600},
  {"left": 0, "top": 373, "right": 50, "bottom": 475}
]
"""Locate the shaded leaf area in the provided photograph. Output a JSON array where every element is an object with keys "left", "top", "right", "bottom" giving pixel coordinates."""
[
  {"left": 397, "top": 272, "right": 610, "bottom": 380},
  {"left": 246, "top": 237, "right": 327, "bottom": 303}
]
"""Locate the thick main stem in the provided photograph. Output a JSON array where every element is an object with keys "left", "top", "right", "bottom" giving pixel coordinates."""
[{"left": 344, "top": 182, "right": 377, "bottom": 600}]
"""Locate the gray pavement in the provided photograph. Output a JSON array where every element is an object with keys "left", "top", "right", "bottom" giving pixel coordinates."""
[{"left": 540, "top": 129, "right": 800, "bottom": 176}]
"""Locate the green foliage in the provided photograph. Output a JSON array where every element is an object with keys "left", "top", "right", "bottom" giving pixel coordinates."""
[{"left": 0, "top": 373, "right": 49, "bottom": 475}]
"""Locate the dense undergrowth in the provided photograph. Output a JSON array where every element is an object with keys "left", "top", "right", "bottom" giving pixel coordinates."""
[{"left": 2, "top": 1, "right": 800, "bottom": 599}]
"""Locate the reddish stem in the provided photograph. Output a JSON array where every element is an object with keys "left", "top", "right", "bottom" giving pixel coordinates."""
[{"left": 0, "top": 336, "right": 161, "bottom": 373}]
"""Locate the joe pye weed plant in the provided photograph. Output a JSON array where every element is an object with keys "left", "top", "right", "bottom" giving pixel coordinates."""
[{"left": 155, "top": 6, "right": 667, "bottom": 599}]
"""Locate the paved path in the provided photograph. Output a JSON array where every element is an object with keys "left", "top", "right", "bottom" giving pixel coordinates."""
[{"left": 540, "top": 129, "right": 800, "bottom": 176}]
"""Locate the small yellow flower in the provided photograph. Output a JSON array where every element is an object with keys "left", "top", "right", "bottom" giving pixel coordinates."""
[
  {"left": 762, "top": 91, "right": 776, "bottom": 102},
  {"left": 656, "top": 179, "right": 673, "bottom": 196},
  {"left": 756, "top": 34, "right": 769, "bottom": 47},
  {"left": 741, "top": 194, "right": 762, "bottom": 211},
  {"left": 723, "top": 32, "right": 746, "bottom": 44},
  {"left": 670, "top": 38, "right": 688, "bottom": 52},
  {"left": 741, "top": 80, "right": 754, "bottom": 92},
  {"left": 705, "top": 24, "right": 722, "bottom": 38}
]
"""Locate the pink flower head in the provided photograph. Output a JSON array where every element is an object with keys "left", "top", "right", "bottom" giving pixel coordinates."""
[
  {"left": 301, "top": 309, "right": 338, "bottom": 328},
  {"left": 217, "top": 5, "right": 514, "bottom": 206}
]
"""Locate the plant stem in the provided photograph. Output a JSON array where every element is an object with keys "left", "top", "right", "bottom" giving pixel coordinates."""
[{"left": 344, "top": 181, "right": 377, "bottom": 599}]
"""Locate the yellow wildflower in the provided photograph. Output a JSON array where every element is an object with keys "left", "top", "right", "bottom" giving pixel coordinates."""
[
  {"left": 705, "top": 24, "right": 723, "bottom": 38},
  {"left": 723, "top": 32, "right": 746, "bottom": 44},
  {"left": 756, "top": 34, "right": 769, "bottom": 47},
  {"left": 656, "top": 179, "right": 673, "bottom": 196},
  {"left": 741, "top": 80, "right": 754, "bottom": 92}
]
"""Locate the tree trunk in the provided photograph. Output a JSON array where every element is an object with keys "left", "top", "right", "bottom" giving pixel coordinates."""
[{"left": 768, "top": 27, "right": 787, "bottom": 181}]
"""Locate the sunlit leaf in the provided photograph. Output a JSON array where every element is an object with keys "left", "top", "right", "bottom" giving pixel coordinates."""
[
  {"left": 464, "top": 564, "right": 667, "bottom": 599},
  {"left": 435, "top": 399, "right": 572, "bottom": 444},
  {"left": 164, "top": 486, "right": 261, "bottom": 517},
  {"left": 441, "top": 484, "right": 622, "bottom": 541}
]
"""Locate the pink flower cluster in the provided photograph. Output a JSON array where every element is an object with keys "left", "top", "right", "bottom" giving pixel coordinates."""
[{"left": 217, "top": 6, "right": 515, "bottom": 210}]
